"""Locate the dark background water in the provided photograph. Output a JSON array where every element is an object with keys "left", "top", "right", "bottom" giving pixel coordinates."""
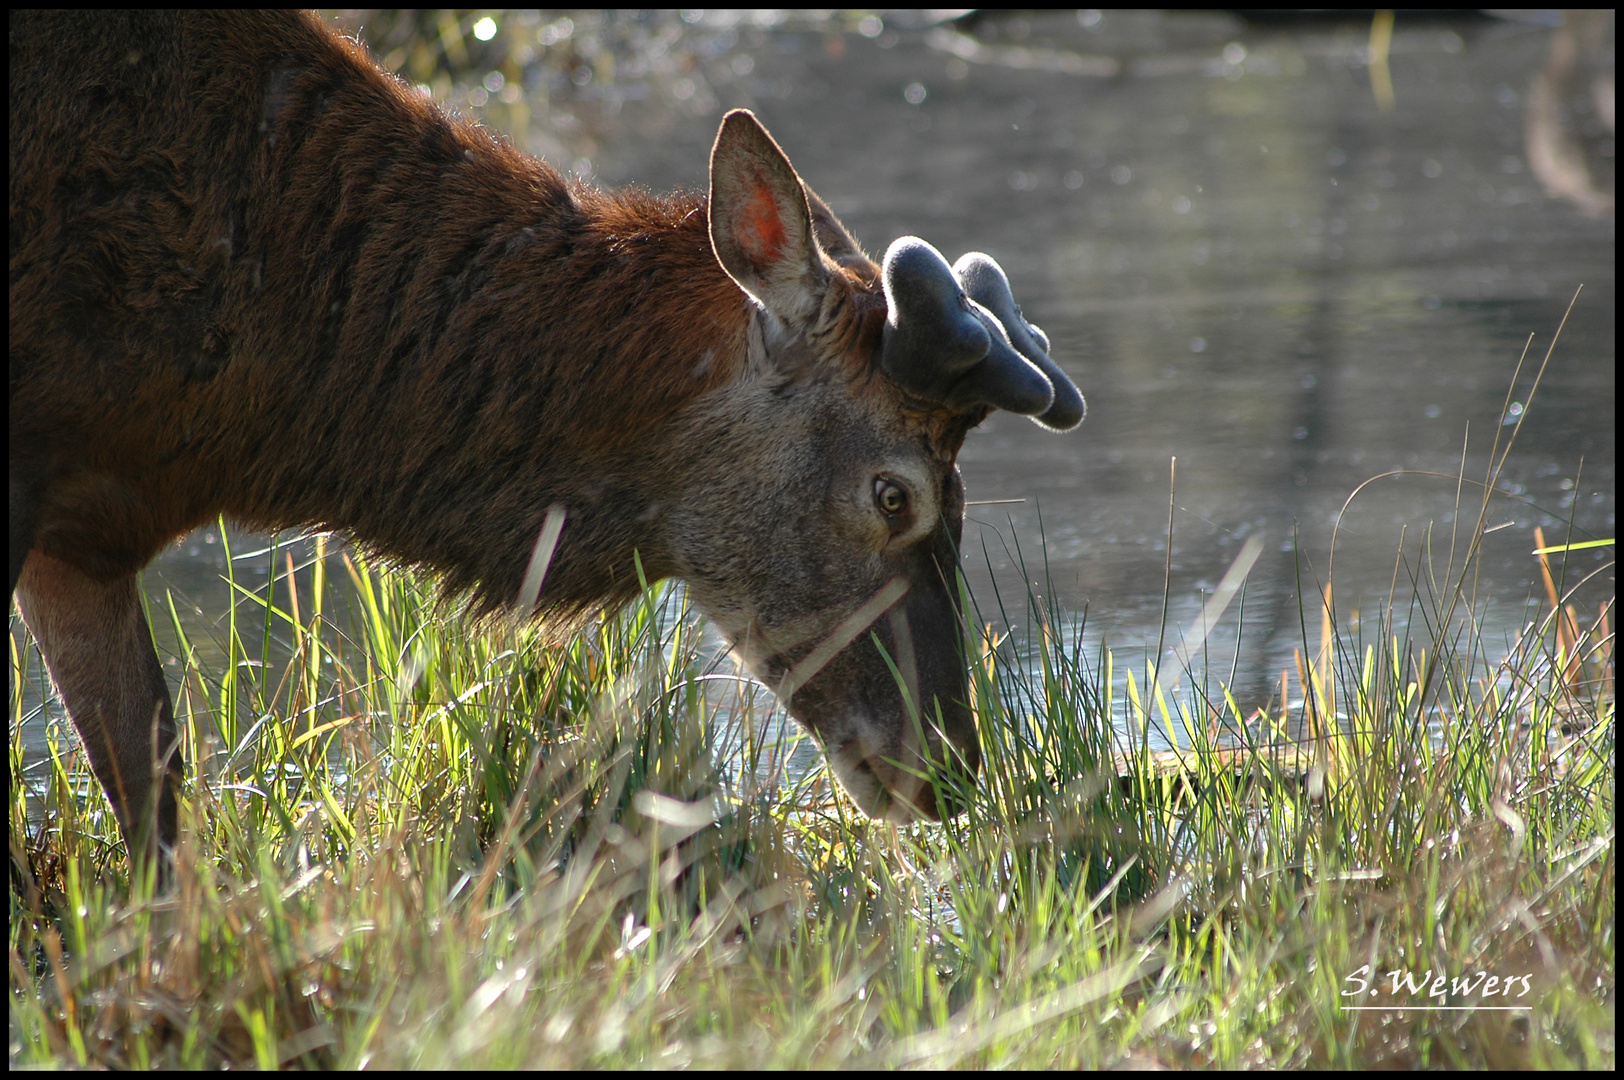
[{"left": 13, "top": 11, "right": 1613, "bottom": 758}]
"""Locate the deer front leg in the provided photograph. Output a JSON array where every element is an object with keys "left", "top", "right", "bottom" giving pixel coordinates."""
[{"left": 14, "top": 551, "right": 180, "bottom": 868}]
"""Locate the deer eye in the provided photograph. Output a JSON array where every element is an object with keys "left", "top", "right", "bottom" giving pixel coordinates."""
[{"left": 873, "top": 477, "right": 909, "bottom": 519}]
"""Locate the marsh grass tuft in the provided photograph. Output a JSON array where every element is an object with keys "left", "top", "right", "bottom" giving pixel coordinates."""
[{"left": 10, "top": 318, "right": 1613, "bottom": 1067}]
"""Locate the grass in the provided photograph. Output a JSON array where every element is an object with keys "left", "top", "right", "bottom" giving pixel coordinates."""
[{"left": 9, "top": 348, "right": 1614, "bottom": 1068}]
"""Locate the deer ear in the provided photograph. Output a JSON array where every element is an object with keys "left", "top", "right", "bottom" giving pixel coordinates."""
[
  {"left": 709, "top": 109, "right": 826, "bottom": 325},
  {"left": 804, "top": 187, "right": 867, "bottom": 265}
]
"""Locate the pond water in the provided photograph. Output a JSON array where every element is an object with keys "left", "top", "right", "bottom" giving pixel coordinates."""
[{"left": 12, "top": 11, "right": 1613, "bottom": 763}]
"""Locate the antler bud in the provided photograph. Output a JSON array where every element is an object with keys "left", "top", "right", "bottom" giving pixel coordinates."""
[
  {"left": 879, "top": 237, "right": 1083, "bottom": 430},
  {"left": 952, "top": 253, "right": 1085, "bottom": 431}
]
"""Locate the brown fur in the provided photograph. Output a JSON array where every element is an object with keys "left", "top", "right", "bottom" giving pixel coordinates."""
[
  {"left": 10, "top": 11, "right": 762, "bottom": 620},
  {"left": 11, "top": 11, "right": 1038, "bottom": 864}
]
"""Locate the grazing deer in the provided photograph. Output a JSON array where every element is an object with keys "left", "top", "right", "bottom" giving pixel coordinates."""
[{"left": 9, "top": 10, "right": 1083, "bottom": 866}]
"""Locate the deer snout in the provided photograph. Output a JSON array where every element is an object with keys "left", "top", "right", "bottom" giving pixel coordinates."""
[{"left": 821, "top": 698, "right": 978, "bottom": 823}]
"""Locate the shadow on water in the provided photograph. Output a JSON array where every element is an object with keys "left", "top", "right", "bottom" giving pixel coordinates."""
[{"left": 12, "top": 10, "right": 1613, "bottom": 761}]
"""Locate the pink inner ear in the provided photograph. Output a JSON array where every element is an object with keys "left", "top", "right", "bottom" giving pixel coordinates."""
[{"left": 742, "top": 181, "right": 786, "bottom": 267}]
